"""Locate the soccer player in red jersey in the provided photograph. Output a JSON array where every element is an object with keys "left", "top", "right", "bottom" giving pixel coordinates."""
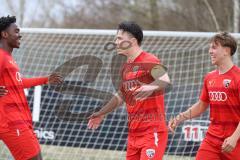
[
  {"left": 0, "top": 16, "right": 63, "bottom": 160},
  {"left": 169, "top": 32, "right": 240, "bottom": 160},
  {"left": 88, "top": 21, "right": 171, "bottom": 160}
]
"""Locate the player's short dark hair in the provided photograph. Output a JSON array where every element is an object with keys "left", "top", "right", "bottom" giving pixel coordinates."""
[
  {"left": 210, "top": 32, "right": 237, "bottom": 56},
  {"left": 0, "top": 15, "right": 16, "bottom": 39},
  {"left": 117, "top": 21, "right": 143, "bottom": 46}
]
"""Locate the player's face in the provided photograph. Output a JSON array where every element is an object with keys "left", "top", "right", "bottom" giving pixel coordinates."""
[
  {"left": 115, "top": 30, "right": 134, "bottom": 56},
  {"left": 5, "top": 23, "right": 22, "bottom": 48},
  {"left": 209, "top": 42, "right": 226, "bottom": 65}
]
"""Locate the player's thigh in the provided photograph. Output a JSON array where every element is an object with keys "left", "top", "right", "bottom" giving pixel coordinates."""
[
  {"left": 126, "top": 147, "right": 141, "bottom": 160},
  {"left": 126, "top": 135, "right": 141, "bottom": 160},
  {"left": 0, "top": 127, "right": 41, "bottom": 160},
  {"left": 196, "top": 138, "right": 221, "bottom": 160},
  {"left": 221, "top": 140, "right": 240, "bottom": 160},
  {"left": 140, "top": 131, "right": 168, "bottom": 160}
]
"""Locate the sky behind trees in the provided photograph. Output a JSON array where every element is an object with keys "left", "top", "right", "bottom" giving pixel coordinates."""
[{"left": 0, "top": 0, "right": 239, "bottom": 32}]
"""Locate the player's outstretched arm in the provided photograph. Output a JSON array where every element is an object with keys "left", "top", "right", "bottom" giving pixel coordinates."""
[
  {"left": 168, "top": 100, "right": 208, "bottom": 133},
  {"left": 88, "top": 91, "right": 123, "bottom": 130},
  {"left": 22, "top": 73, "right": 63, "bottom": 88}
]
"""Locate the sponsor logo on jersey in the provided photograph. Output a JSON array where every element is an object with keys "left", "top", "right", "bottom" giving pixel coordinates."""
[
  {"left": 209, "top": 91, "right": 227, "bottom": 101},
  {"left": 208, "top": 80, "right": 215, "bottom": 86},
  {"left": 16, "top": 72, "right": 22, "bottom": 82},
  {"left": 223, "top": 79, "right": 231, "bottom": 88},
  {"left": 9, "top": 60, "right": 16, "bottom": 65}
]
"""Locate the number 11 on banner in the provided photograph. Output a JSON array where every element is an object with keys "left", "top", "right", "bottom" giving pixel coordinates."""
[{"left": 182, "top": 125, "right": 208, "bottom": 142}]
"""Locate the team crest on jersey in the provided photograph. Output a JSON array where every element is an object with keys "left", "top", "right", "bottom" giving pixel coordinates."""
[
  {"left": 132, "top": 65, "right": 139, "bottom": 73},
  {"left": 223, "top": 79, "right": 231, "bottom": 88},
  {"left": 208, "top": 80, "right": 215, "bottom": 86},
  {"left": 146, "top": 149, "right": 155, "bottom": 158}
]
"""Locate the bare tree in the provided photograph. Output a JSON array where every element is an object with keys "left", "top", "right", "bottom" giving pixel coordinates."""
[
  {"left": 5, "top": 0, "right": 26, "bottom": 26},
  {"left": 2, "top": 0, "right": 237, "bottom": 31}
]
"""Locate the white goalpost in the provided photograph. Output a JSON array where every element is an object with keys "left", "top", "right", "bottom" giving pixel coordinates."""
[{"left": 0, "top": 29, "right": 239, "bottom": 160}]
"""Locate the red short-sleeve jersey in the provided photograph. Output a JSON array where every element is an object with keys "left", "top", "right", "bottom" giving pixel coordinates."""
[
  {"left": 121, "top": 51, "right": 167, "bottom": 136},
  {"left": 200, "top": 65, "right": 240, "bottom": 138}
]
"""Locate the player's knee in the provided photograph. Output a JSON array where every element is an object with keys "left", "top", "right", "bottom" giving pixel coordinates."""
[{"left": 29, "top": 152, "right": 43, "bottom": 160}]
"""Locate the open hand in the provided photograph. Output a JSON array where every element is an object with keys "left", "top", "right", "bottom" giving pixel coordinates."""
[
  {"left": 88, "top": 112, "right": 104, "bottom": 130},
  {"left": 0, "top": 86, "right": 8, "bottom": 97},
  {"left": 48, "top": 73, "right": 63, "bottom": 85}
]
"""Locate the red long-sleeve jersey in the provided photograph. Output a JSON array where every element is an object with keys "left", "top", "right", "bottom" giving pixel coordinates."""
[{"left": 0, "top": 49, "right": 48, "bottom": 133}]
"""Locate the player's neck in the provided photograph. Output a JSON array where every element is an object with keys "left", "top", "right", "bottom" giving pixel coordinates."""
[
  {"left": 127, "top": 48, "right": 143, "bottom": 62},
  {"left": 217, "top": 59, "right": 234, "bottom": 74},
  {"left": 0, "top": 42, "right": 13, "bottom": 54}
]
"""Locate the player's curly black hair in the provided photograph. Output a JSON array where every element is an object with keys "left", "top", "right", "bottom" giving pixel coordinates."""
[
  {"left": 117, "top": 21, "right": 143, "bottom": 46},
  {"left": 0, "top": 15, "right": 16, "bottom": 39}
]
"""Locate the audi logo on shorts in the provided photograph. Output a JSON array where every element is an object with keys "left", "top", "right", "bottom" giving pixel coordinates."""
[{"left": 209, "top": 91, "right": 227, "bottom": 101}]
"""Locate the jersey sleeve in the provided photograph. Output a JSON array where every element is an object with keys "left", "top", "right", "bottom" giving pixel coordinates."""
[
  {"left": 237, "top": 80, "right": 240, "bottom": 102},
  {"left": 148, "top": 56, "right": 160, "bottom": 64},
  {"left": 152, "top": 57, "right": 160, "bottom": 64},
  {"left": 142, "top": 53, "right": 161, "bottom": 64},
  {"left": 0, "top": 53, "right": 6, "bottom": 76},
  {"left": 22, "top": 77, "right": 48, "bottom": 88},
  {"left": 199, "top": 75, "right": 210, "bottom": 103}
]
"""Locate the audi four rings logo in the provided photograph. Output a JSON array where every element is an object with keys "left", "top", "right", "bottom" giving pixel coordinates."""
[{"left": 209, "top": 91, "right": 227, "bottom": 101}]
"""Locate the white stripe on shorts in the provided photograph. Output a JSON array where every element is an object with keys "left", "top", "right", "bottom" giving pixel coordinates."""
[{"left": 154, "top": 132, "right": 158, "bottom": 147}]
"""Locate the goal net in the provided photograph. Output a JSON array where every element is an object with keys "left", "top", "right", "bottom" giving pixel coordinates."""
[{"left": 0, "top": 29, "right": 239, "bottom": 160}]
